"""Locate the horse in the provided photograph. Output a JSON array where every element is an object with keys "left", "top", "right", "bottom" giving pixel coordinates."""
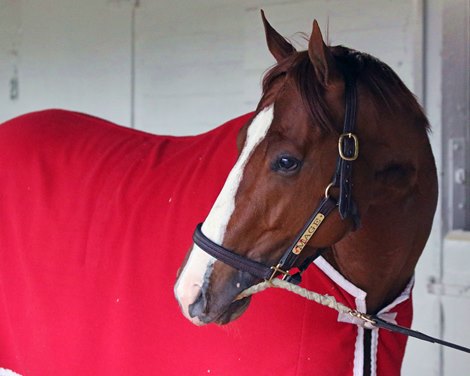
[
  {"left": 0, "top": 13, "right": 437, "bottom": 376},
  {"left": 175, "top": 12, "right": 438, "bottom": 376}
]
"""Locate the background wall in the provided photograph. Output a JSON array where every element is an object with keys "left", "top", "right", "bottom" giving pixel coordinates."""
[
  {"left": 0, "top": 0, "right": 132, "bottom": 125},
  {"left": 1, "top": 0, "right": 422, "bottom": 135},
  {"left": 1, "top": 0, "right": 468, "bottom": 374}
]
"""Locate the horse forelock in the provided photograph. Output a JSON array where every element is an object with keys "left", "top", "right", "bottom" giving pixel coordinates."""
[
  {"left": 261, "top": 46, "right": 429, "bottom": 133},
  {"left": 261, "top": 51, "right": 336, "bottom": 133}
]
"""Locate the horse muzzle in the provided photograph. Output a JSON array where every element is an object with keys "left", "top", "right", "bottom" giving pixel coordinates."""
[
  {"left": 175, "top": 247, "right": 256, "bottom": 325},
  {"left": 188, "top": 289, "right": 252, "bottom": 325}
]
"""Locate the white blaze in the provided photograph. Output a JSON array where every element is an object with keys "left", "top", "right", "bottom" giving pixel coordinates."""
[{"left": 174, "top": 106, "right": 274, "bottom": 324}]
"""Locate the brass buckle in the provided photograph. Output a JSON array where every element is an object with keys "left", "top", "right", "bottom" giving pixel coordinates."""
[
  {"left": 268, "top": 263, "right": 289, "bottom": 283},
  {"left": 338, "top": 133, "right": 359, "bottom": 161}
]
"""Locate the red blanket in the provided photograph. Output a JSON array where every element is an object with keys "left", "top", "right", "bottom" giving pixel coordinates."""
[{"left": 0, "top": 110, "right": 411, "bottom": 376}]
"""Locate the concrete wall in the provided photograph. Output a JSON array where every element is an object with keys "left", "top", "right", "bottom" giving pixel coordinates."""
[{"left": 2, "top": 0, "right": 467, "bottom": 374}]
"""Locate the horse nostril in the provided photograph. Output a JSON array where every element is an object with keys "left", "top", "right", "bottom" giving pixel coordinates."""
[{"left": 188, "top": 290, "right": 208, "bottom": 318}]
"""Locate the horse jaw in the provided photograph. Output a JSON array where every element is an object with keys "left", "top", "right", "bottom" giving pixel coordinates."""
[{"left": 174, "top": 106, "right": 274, "bottom": 325}]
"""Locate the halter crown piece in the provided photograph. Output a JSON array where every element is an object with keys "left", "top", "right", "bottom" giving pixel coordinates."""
[{"left": 193, "top": 71, "right": 359, "bottom": 284}]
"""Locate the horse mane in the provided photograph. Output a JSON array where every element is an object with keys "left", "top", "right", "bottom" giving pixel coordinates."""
[{"left": 262, "top": 46, "right": 429, "bottom": 133}]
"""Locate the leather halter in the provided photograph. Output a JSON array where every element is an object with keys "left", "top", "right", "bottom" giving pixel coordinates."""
[
  {"left": 191, "top": 75, "right": 470, "bottom": 355},
  {"left": 193, "top": 73, "right": 359, "bottom": 283}
]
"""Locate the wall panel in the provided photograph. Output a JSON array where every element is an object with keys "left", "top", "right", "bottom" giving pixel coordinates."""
[{"left": 0, "top": 0, "right": 132, "bottom": 125}]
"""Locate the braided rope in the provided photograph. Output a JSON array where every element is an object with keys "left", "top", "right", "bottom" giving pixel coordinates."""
[
  {"left": 237, "top": 277, "right": 470, "bottom": 353},
  {"left": 237, "top": 279, "right": 352, "bottom": 315}
]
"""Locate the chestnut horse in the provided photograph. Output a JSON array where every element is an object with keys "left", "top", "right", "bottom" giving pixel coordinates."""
[{"left": 175, "top": 13, "right": 438, "bottom": 375}]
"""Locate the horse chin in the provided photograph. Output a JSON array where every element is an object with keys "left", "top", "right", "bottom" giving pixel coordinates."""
[
  {"left": 186, "top": 296, "right": 251, "bottom": 326},
  {"left": 213, "top": 296, "right": 252, "bottom": 325}
]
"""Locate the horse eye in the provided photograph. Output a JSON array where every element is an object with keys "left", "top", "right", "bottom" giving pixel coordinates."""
[{"left": 274, "top": 155, "right": 301, "bottom": 173}]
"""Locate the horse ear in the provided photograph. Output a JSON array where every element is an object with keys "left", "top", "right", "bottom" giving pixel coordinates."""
[
  {"left": 308, "top": 20, "right": 338, "bottom": 86},
  {"left": 261, "top": 10, "right": 296, "bottom": 62}
]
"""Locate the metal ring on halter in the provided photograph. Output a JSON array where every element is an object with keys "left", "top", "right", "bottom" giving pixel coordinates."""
[{"left": 324, "top": 182, "right": 335, "bottom": 198}]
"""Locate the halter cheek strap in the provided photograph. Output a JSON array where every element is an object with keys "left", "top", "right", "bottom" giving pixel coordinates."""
[
  {"left": 268, "top": 195, "right": 337, "bottom": 281},
  {"left": 335, "top": 73, "right": 360, "bottom": 228}
]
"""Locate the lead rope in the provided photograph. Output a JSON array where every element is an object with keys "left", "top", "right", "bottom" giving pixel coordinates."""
[
  {"left": 237, "top": 279, "right": 470, "bottom": 353},
  {"left": 237, "top": 279, "right": 354, "bottom": 317}
]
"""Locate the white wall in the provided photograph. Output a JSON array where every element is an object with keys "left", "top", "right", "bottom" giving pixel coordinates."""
[
  {"left": 134, "top": 0, "right": 422, "bottom": 135},
  {"left": 1, "top": 1, "right": 461, "bottom": 374},
  {"left": 0, "top": 0, "right": 132, "bottom": 125},
  {"left": 403, "top": 1, "right": 443, "bottom": 374},
  {"left": 1, "top": 0, "right": 422, "bottom": 134}
]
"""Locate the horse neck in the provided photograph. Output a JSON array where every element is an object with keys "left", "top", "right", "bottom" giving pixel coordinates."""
[{"left": 324, "top": 153, "right": 438, "bottom": 314}]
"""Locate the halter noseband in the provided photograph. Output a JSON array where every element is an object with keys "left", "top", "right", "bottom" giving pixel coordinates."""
[{"left": 193, "top": 73, "right": 359, "bottom": 284}]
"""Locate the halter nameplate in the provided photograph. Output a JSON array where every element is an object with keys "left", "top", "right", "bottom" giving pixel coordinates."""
[{"left": 292, "top": 213, "right": 325, "bottom": 255}]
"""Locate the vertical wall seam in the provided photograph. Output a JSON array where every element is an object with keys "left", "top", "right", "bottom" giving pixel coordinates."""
[
  {"left": 422, "top": 0, "right": 447, "bottom": 376},
  {"left": 412, "top": 0, "right": 424, "bottom": 105},
  {"left": 130, "top": 0, "right": 139, "bottom": 128},
  {"left": 423, "top": 1, "right": 444, "bottom": 374}
]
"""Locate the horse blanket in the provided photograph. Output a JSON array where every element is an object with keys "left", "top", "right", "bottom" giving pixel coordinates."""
[{"left": 0, "top": 110, "right": 412, "bottom": 376}]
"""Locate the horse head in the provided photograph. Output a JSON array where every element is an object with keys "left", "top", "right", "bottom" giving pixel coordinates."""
[{"left": 174, "top": 12, "right": 437, "bottom": 326}]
